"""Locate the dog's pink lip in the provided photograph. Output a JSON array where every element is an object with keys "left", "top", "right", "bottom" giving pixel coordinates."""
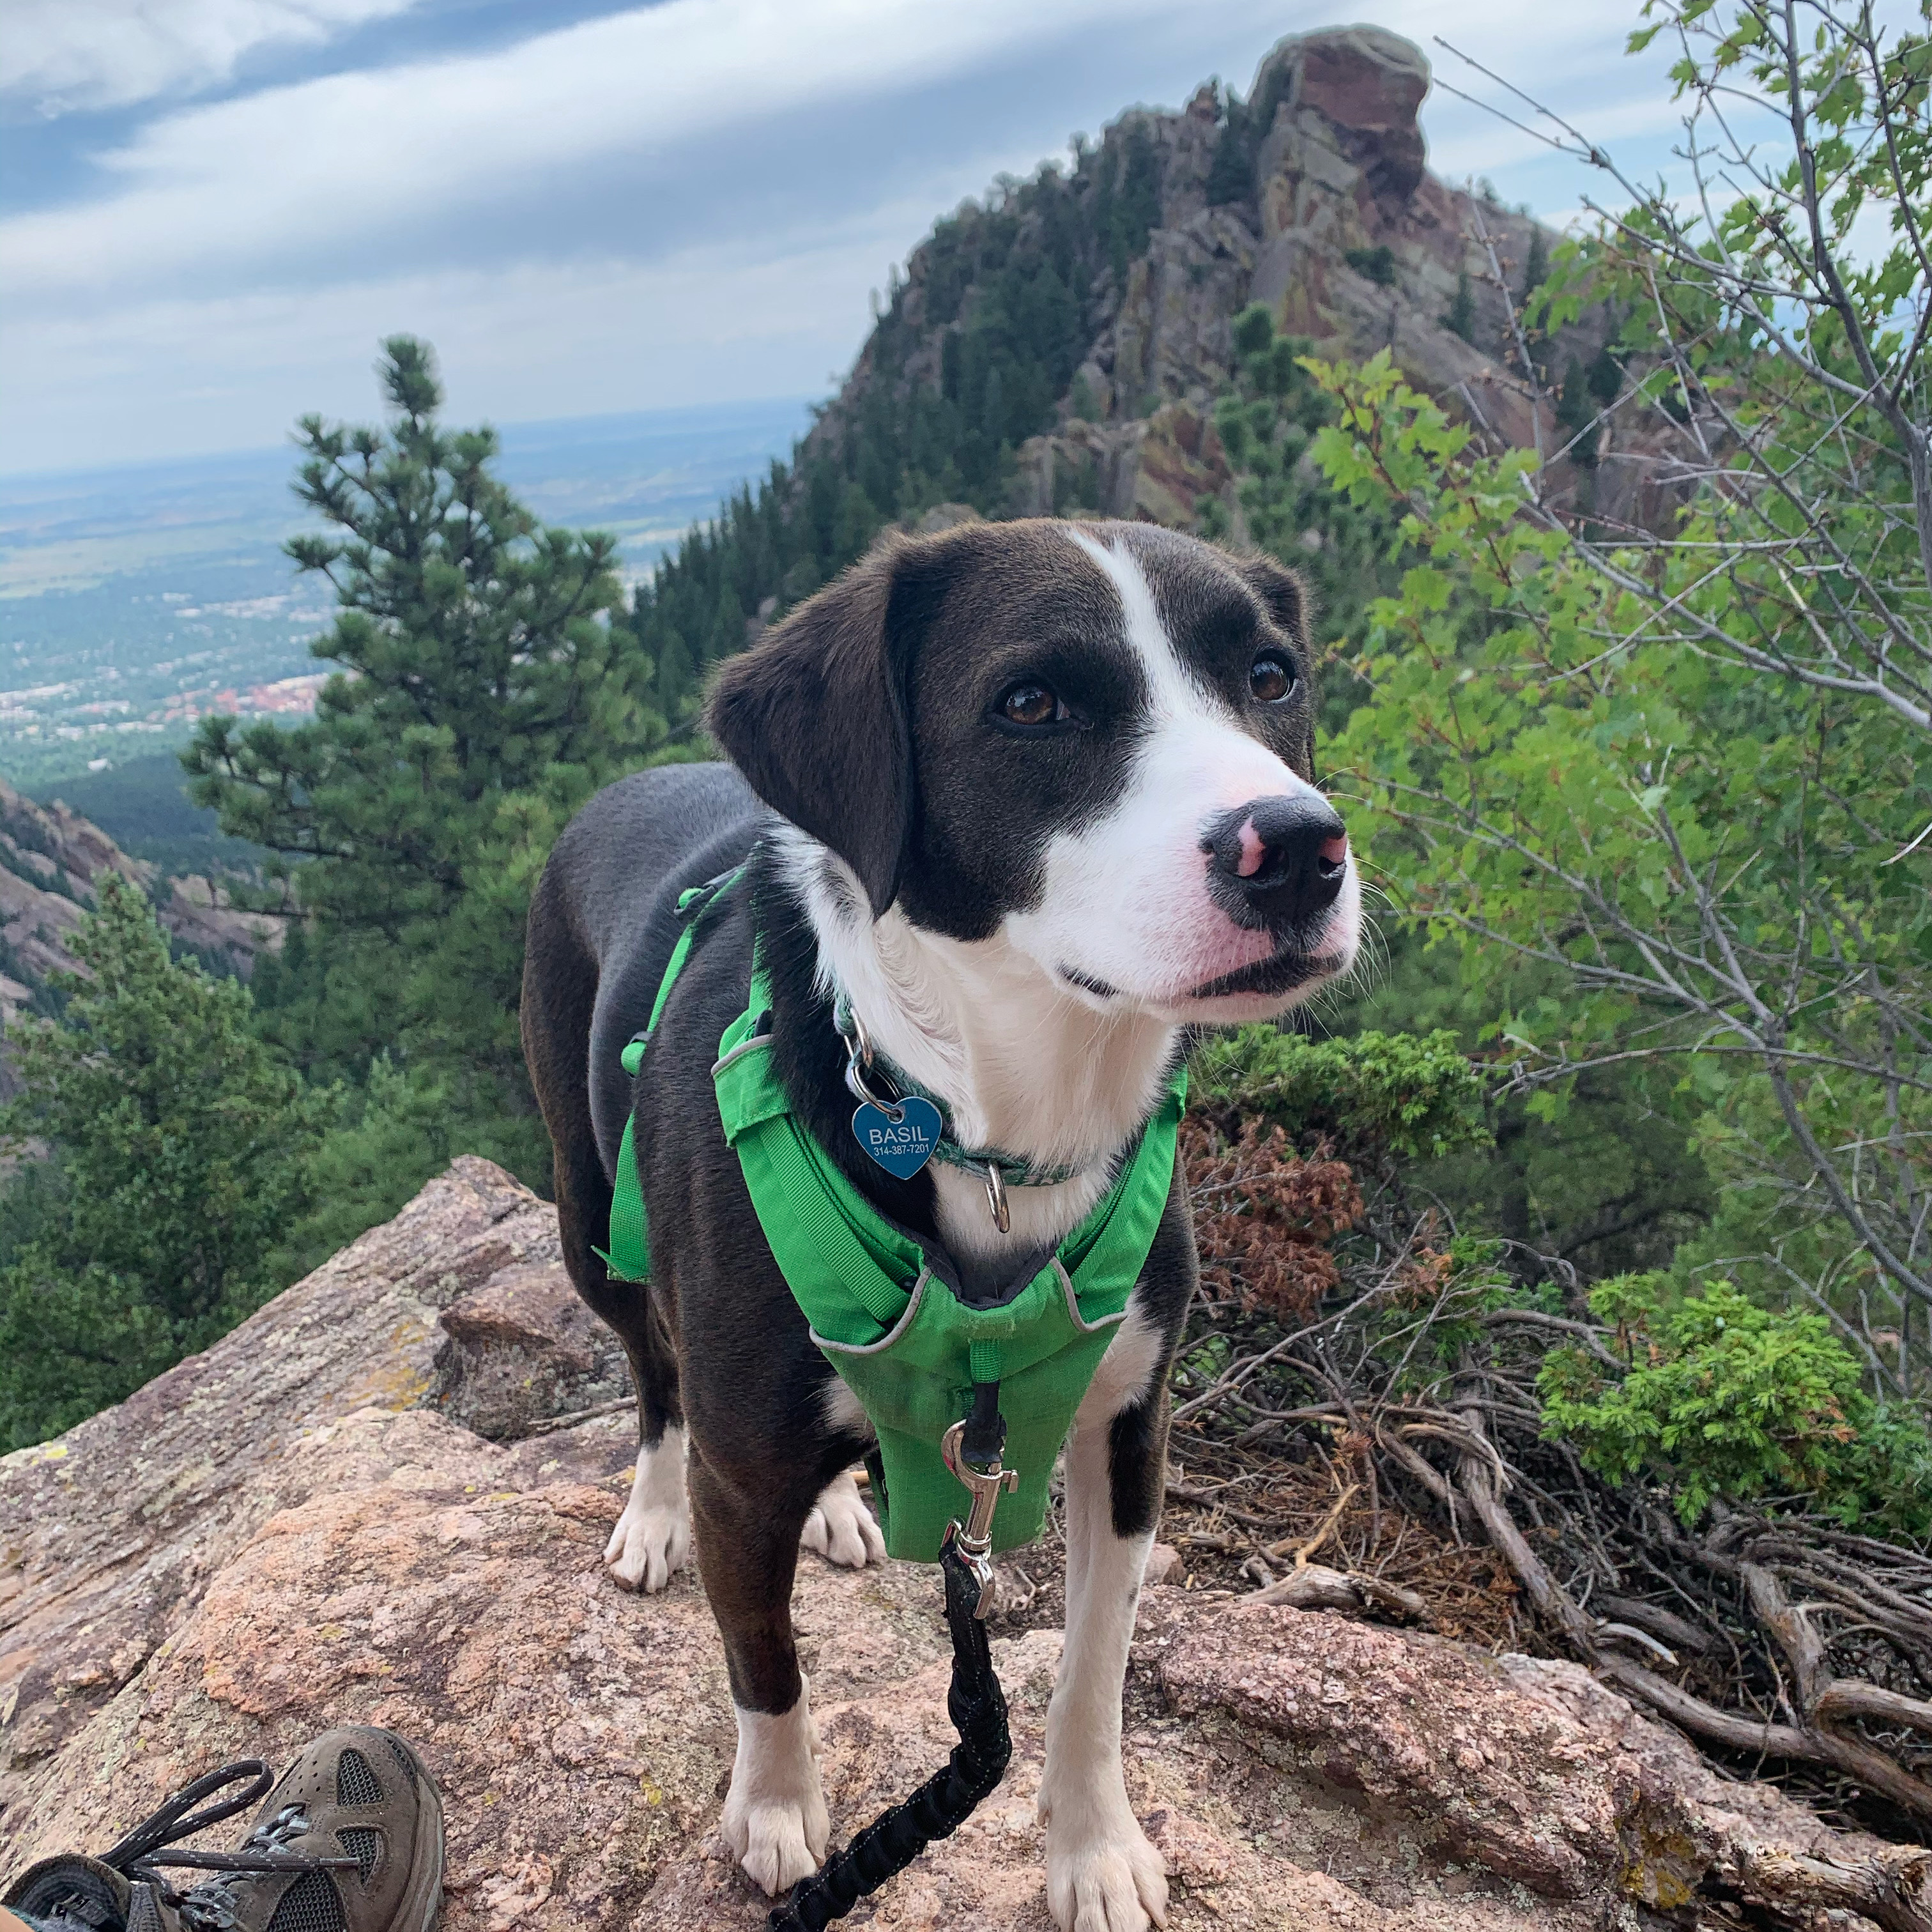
[{"left": 1320, "top": 833, "right": 1349, "bottom": 868}]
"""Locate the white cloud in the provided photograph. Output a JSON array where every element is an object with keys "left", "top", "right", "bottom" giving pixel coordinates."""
[
  {"left": 0, "top": 0, "right": 1734, "bottom": 473},
  {"left": 1, "top": 0, "right": 424, "bottom": 114},
  {"left": 0, "top": 173, "right": 979, "bottom": 471},
  {"left": 1, "top": 0, "right": 1284, "bottom": 303}
]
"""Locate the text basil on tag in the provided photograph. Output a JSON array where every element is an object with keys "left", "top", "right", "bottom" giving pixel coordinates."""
[{"left": 851, "top": 1095, "right": 942, "bottom": 1179}]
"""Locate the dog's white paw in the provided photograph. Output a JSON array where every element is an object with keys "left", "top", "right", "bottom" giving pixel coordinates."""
[
  {"left": 722, "top": 1689, "right": 831, "bottom": 1896},
  {"left": 604, "top": 1496, "right": 689, "bottom": 1592},
  {"left": 801, "top": 1469, "right": 886, "bottom": 1570},
  {"left": 1042, "top": 1804, "right": 1170, "bottom": 1932},
  {"left": 604, "top": 1427, "right": 691, "bottom": 1593}
]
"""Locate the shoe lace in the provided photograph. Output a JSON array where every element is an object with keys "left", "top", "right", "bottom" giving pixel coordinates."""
[{"left": 100, "top": 1761, "right": 358, "bottom": 1929}]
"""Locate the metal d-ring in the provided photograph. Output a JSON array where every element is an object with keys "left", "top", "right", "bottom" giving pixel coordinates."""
[{"left": 980, "top": 1161, "right": 1010, "bottom": 1235}]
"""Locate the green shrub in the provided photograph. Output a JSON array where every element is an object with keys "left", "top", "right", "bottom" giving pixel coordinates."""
[
  {"left": 1192, "top": 1025, "right": 1491, "bottom": 1163},
  {"left": 1538, "top": 1276, "right": 1932, "bottom": 1537},
  {"left": 1344, "top": 244, "right": 1397, "bottom": 287}
]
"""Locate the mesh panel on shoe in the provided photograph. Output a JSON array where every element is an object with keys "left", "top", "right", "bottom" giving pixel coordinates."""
[
  {"left": 334, "top": 1749, "right": 383, "bottom": 1808},
  {"left": 381, "top": 1736, "right": 417, "bottom": 1790},
  {"left": 337, "top": 1828, "right": 380, "bottom": 1882},
  {"left": 264, "top": 1871, "right": 345, "bottom": 1932},
  {"left": 14, "top": 1882, "right": 118, "bottom": 1928}
]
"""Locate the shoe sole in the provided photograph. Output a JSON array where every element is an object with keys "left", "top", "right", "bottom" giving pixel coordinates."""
[{"left": 383, "top": 1733, "right": 446, "bottom": 1932}]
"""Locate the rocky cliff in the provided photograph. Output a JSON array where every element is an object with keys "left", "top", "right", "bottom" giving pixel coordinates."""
[
  {"left": 0, "top": 776, "right": 277, "bottom": 1078},
  {"left": 816, "top": 27, "right": 1613, "bottom": 539},
  {"left": 5, "top": 1160, "right": 1924, "bottom": 1931}
]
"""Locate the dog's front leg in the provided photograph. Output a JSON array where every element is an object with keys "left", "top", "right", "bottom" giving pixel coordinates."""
[
  {"left": 1038, "top": 1313, "right": 1171, "bottom": 1932},
  {"left": 689, "top": 1444, "right": 832, "bottom": 1896}
]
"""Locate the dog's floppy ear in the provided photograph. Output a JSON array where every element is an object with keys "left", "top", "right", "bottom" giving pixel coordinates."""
[
  {"left": 707, "top": 538, "right": 918, "bottom": 918},
  {"left": 1237, "top": 553, "right": 1312, "bottom": 652}
]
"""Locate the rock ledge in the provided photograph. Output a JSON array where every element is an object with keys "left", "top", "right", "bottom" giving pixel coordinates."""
[{"left": 1, "top": 1163, "right": 1908, "bottom": 1929}]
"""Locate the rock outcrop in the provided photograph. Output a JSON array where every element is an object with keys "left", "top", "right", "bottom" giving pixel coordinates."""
[
  {"left": 2, "top": 1163, "right": 1917, "bottom": 1929},
  {"left": 0, "top": 776, "right": 279, "bottom": 1082},
  {"left": 822, "top": 28, "right": 1611, "bottom": 539}
]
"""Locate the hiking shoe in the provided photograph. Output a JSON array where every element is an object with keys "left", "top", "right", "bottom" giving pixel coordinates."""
[{"left": 4, "top": 1729, "right": 443, "bottom": 1932}]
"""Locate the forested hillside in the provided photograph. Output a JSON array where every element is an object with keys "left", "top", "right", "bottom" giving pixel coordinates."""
[{"left": 0, "top": 776, "right": 275, "bottom": 1054}]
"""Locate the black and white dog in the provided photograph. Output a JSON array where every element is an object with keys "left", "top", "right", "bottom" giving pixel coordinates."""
[{"left": 521, "top": 518, "right": 1360, "bottom": 1932}]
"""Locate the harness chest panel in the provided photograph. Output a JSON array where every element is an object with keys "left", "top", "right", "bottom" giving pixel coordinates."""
[{"left": 602, "top": 877, "right": 1184, "bottom": 1563}]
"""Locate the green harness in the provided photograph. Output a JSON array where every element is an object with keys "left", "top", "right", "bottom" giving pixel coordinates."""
[{"left": 601, "top": 871, "right": 1184, "bottom": 1562}]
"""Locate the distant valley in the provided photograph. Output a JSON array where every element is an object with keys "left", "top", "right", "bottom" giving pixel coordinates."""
[{"left": 0, "top": 396, "right": 809, "bottom": 792}]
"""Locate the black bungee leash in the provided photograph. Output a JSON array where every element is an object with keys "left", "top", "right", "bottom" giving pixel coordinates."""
[{"left": 767, "top": 1389, "right": 1015, "bottom": 1932}]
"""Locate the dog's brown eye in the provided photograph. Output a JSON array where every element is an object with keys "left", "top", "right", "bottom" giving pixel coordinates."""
[
  {"left": 1249, "top": 653, "right": 1295, "bottom": 703},
  {"left": 1001, "top": 682, "right": 1062, "bottom": 727}
]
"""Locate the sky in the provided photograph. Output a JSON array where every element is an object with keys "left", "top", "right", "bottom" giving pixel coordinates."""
[{"left": 0, "top": 0, "right": 1704, "bottom": 478}]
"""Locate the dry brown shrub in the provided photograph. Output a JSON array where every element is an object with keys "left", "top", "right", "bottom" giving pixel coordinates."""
[
  {"left": 1392, "top": 1245, "right": 1455, "bottom": 1306},
  {"left": 1182, "top": 1114, "right": 1366, "bottom": 1322},
  {"left": 1159, "top": 1436, "right": 1529, "bottom": 1648}
]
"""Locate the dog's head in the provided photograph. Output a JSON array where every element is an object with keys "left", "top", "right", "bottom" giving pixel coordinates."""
[{"left": 707, "top": 518, "right": 1360, "bottom": 1024}]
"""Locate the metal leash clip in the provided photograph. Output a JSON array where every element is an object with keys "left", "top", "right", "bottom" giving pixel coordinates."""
[{"left": 940, "top": 1420, "right": 1018, "bottom": 1619}]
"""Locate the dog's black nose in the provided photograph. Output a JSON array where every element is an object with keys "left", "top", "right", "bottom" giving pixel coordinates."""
[{"left": 1202, "top": 794, "right": 1349, "bottom": 931}]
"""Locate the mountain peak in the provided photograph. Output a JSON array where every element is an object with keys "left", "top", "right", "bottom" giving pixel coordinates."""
[{"left": 805, "top": 28, "right": 1607, "bottom": 538}]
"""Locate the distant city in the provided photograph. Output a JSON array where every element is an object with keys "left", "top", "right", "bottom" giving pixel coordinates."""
[{"left": 0, "top": 397, "right": 810, "bottom": 790}]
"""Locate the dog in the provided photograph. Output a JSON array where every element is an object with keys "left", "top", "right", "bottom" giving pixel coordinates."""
[{"left": 521, "top": 517, "right": 1361, "bottom": 1932}]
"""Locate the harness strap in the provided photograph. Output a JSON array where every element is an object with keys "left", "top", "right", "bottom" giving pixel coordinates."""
[{"left": 599, "top": 866, "right": 745, "bottom": 1284}]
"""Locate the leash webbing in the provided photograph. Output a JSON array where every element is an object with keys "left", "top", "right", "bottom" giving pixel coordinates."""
[{"left": 766, "top": 1536, "right": 1011, "bottom": 1931}]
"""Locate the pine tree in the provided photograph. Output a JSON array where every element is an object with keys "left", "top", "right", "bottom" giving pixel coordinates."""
[
  {"left": 1206, "top": 89, "right": 1252, "bottom": 206},
  {"left": 183, "top": 339, "right": 665, "bottom": 1116},
  {"left": 1442, "top": 268, "right": 1476, "bottom": 343},
  {"left": 1108, "top": 124, "right": 1163, "bottom": 283},
  {"left": 1556, "top": 355, "right": 1599, "bottom": 465},
  {"left": 1521, "top": 228, "right": 1550, "bottom": 303},
  {"left": 0, "top": 878, "right": 323, "bottom": 1446}
]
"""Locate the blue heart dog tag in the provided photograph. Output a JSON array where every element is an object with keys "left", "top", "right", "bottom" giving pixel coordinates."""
[{"left": 851, "top": 1096, "right": 943, "bottom": 1179}]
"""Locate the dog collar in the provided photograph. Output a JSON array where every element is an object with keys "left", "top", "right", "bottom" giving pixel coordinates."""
[{"left": 832, "top": 992, "right": 1087, "bottom": 1229}]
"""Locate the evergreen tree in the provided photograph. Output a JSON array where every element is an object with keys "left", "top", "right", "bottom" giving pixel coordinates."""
[
  {"left": 1107, "top": 123, "right": 1163, "bottom": 284},
  {"left": 1521, "top": 228, "right": 1550, "bottom": 305},
  {"left": 0, "top": 878, "right": 323, "bottom": 1447},
  {"left": 1586, "top": 344, "right": 1623, "bottom": 406},
  {"left": 1442, "top": 268, "right": 1476, "bottom": 343},
  {"left": 1344, "top": 245, "right": 1399, "bottom": 287},
  {"left": 1555, "top": 354, "right": 1598, "bottom": 463},
  {"left": 1206, "top": 88, "right": 1253, "bottom": 206},
  {"left": 183, "top": 339, "right": 664, "bottom": 1130}
]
